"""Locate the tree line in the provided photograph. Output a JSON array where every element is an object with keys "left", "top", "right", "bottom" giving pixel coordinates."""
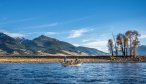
[{"left": 108, "top": 30, "right": 141, "bottom": 57}]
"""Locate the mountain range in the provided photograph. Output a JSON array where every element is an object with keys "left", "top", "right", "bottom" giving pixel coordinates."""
[
  {"left": 0, "top": 32, "right": 107, "bottom": 56},
  {"left": 137, "top": 45, "right": 146, "bottom": 56}
]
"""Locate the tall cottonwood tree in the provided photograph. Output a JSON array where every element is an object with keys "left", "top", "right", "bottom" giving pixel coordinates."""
[
  {"left": 131, "top": 30, "right": 140, "bottom": 57},
  {"left": 125, "top": 30, "right": 133, "bottom": 56}
]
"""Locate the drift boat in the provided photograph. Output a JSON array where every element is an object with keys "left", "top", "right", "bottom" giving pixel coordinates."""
[{"left": 61, "top": 61, "right": 82, "bottom": 66}]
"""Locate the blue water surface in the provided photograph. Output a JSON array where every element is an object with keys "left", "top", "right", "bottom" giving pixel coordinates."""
[{"left": 0, "top": 63, "right": 146, "bottom": 84}]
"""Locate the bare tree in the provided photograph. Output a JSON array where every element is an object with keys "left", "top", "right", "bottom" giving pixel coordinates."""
[
  {"left": 108, "top": 39, "right": 114, "bottom": 56},
  {"left": 116, "top": 33, "right": 125, "bottom": 56},
  {"left": 124, "top": 36, "right": 129, "bottom": 56},
  {"left": 112, "top": 33, "right": 118, "bottom": 56}
]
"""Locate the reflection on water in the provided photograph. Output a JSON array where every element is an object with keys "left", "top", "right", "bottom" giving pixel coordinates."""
[{"left": 0, "top": 63, "right": 146, "bottom": 84}]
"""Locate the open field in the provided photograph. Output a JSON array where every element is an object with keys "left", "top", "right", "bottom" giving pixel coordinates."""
[{"left": 0, "top": 56, "right": 146, "bottom": 63}]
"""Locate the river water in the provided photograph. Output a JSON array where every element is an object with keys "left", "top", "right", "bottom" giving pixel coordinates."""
[{"left": 0, "top": 63, "right": 146, "bottom": 84}]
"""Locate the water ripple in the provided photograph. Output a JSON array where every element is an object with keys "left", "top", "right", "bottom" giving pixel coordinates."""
[{"left": 0, "top": 63, "right": 146, "bottom": 84}]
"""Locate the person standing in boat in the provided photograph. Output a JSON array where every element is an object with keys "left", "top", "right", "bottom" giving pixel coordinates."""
[
  {"left": 75, "top": 57, "right": 78, "bottom": 63},
  {"left": 64, "top": 56, "right": 67, "bottom": 62}
]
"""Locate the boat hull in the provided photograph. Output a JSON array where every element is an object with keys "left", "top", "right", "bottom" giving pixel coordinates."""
[{"left": 61, "top": 62, "right": 81, "bottom": 66}]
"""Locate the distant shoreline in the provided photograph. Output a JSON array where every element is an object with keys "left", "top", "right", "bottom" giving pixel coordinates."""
[{"left": 0, "top": 56, "right": 146, "bottom": 63}]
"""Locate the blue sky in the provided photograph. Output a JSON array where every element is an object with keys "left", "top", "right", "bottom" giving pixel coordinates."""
[{"left": 0, "top": 0, "right": 146, "bottom": 52}]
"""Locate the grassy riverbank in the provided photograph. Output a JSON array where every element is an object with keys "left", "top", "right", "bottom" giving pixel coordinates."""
[{"left": 0, "top": 56, "right": 146, "bottom": 63}]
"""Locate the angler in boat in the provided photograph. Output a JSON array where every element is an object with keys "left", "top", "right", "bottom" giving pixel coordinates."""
[{"left": 62, "top": 57, "right": 81, "bottom": 66}]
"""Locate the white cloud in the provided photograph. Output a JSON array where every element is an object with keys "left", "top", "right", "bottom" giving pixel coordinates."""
[
  {"left": 20, "top": 23, "right": 58, "bottom": 29},
  {"left": 82, "top": 39, "right": 91, "bottom": 42},
  {"left": 0, "top": 18, "right": 35, "bottom": 25},
  {"left": 81, "top": 39, "right": 108, "bottom": 53},
  {"left": 44, "top": 32, "right": 57, "bottom": 35},
  {"left": 140, "top": 34, "right": 146, "bottom": 39},
  {"left": 79, "top": 34, "right": 111, "bottom": 52},
  {"left": 68, "top": 33, "right": 110, "bottom": 52},
  {"left": 80, "top": 33, "right": 111, "bottom": 52},
  {"left": 4, "top": 32, "right": 26, "bottom": 38},
  {"left": 68, "top": 28, "right": 93, "bottom": 38},
  {"left": 25, "top": 31, "right": 58, "bottom": 35},
  {"left": 72, "top": 43, "right": 80, "bottom": 47}
]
